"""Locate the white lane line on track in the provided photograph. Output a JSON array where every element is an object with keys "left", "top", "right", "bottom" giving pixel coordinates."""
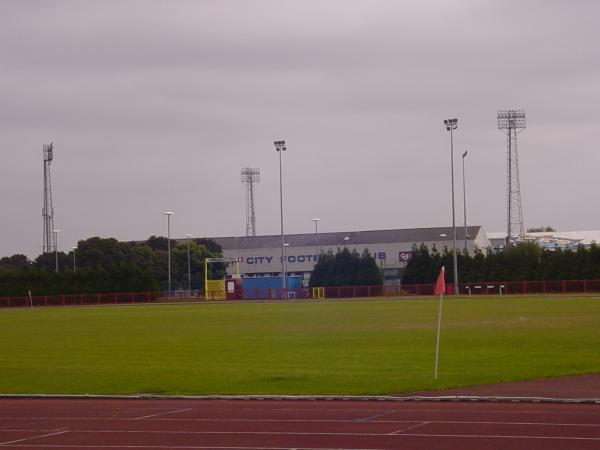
[
  {"left": 0, "top": 430, "right": 65, "bottom": 433},
  {"left": 355, "top": 410, "right": 395, "bottom": 422},
  {"left": 5, "top": 429, "right": 600, "bottom": 442},
  {"left": 133, "top": 408, "right": 193, "bottom": 420},
  {"left": 241, "top": 407, "right": 600, "bottom": 415},
  {"left": 4, "top": 407, "right": 600, "bottom": 420},
  {"left": 389, "top": 421, "right": 430, "bottom": 434},
  {"left": 0, "top": 446, "right": 384, "bottom": 449},
  {"left": 2, "top": 417, "right": 600, "bottom": 427},
  {"left": 0, "top": 430, "right": 69, "bottom": 446},
  {"left": 28, "top": 429, "right": 600, "bottom": 440}
]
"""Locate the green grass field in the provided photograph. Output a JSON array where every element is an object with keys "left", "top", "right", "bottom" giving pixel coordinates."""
[{"left": 1, "top": 296, "right": 599, "bottom": 395}]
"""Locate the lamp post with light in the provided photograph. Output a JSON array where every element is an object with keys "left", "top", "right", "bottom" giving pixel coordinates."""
[
  {"left": 462, "top": 149, "right": 469, "bottom": 253},
  {"left": 274, "top": 140, "right": 287, "bottom": 293},
  {"left": 312, "top": 218, "right": 320, "bottom": 257},
  {"left": 185, "top": 233, "right": 192, "bottom": 295},
  {"left": 52, "top": 229, "right": 60, "bottom": 273},
  {"left": 283, "top": 242, "right": 290, "bottom": 282},
  {"left": 337, "top": 236, "right": 350, "bottom": 251},
  {"left": 443, "top": 118, "right": 459, "bottom": 295},
  {"left": 163, "top": 211, "right": 174, "bottom": 296}
]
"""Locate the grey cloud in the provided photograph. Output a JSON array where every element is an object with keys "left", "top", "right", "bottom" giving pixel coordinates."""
[{"left": 1, "top": 0, "right": 599, "bottom": 258}]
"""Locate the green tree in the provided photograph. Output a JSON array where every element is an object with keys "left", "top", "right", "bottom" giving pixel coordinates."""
[
  {"left": 34, "top": 251, "right": 70, "bottom": 272},
  {"left": 171, "top": 241, "right": 223, "bottom": 291},
  {"left": 527, "top": 226, "right": 556, "bottom": 232},
  {"left": 309, "top": 248, "right": 383, "bottom": 287},
  {"left": 0, "top": 254, "right": 31, "bottom": 270}
]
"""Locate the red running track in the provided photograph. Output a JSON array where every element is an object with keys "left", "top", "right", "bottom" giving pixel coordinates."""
[{"left": 1, "top": 398, "right": 600, "bottom": 449}]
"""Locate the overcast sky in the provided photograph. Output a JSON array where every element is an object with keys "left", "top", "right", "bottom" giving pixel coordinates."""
[{"left": 1, "top": 0, "right": 599, "bottom": 258}]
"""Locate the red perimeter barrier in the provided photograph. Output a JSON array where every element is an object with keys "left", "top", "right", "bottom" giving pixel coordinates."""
[{"left": 2, "top": 279, "right": 600, "bottom": 308}]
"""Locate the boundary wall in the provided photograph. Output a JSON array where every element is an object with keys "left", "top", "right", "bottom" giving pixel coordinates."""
[{"left": 2, "top": 279, "right": 600, "bottom": 308}]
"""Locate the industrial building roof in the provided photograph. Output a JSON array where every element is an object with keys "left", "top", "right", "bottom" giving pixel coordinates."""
[
  {"left": 209, "top": 226, "right": 482, "bottom": 250},
  {"left": 488, "top": 230, "right": 600, "bottom": 249}
]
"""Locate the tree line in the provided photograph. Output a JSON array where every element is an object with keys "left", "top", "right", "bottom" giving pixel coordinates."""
[
  {"left": 402, "top": 242, "right": 600, "bottom": 284},
  {"left": 0, "top": 236, "right": 224, "bottom": 296},
  {"left": 309, "top": 248, "right": 383, "bottom": 287}
]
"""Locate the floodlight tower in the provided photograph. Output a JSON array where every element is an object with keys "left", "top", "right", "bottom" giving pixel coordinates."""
[
  {"left": 498, "top": 110, "right": 526, "bottom": 246},
  {"left": 42, "top": 143, "right": 55, "bottom": 253},
  {"left": 443, "top": 118, "right": 459, "bottom": 295},
  {"left": 274, "top": 140, "right": 287, "bottom": 294},
  {"left": 241, "top": 167, "right": 260, "bottom": 236}
]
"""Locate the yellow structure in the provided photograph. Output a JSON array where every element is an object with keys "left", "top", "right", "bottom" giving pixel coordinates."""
[
  {"left": 312, "top": 287, "right": 325, "bottom": 299},
  {"left": 204, "top": 257, "right": 240, "bottom": 300}
]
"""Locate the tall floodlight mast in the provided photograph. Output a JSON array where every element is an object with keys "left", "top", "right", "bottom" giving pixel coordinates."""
[
  {"left": 240, "top": 167, "right": 260, "bottom": 236},
  {"left": 42, "top": 143, "right": 55, "bottom": 253},
  {"left": 498, "top": 110, "right": 526, "bottom": 246}
]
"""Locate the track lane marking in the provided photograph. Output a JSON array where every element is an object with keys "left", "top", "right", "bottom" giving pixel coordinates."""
[
  {"left": 4, "top": 407, "right": 600, "bottom": 419},
  {"left": 22, "top": 429, "right": 600, "bottom": 440},
  {"left": 355, "top": 410, "right": 394, "bottom": 422},
  {"left": 389, "top": 421, "right": 430, "bottom": 434},
  {"left": 240, "top": 407, "right": 600, "bottom": 415},
  {"left": 0, "top": 429, "right": 65, "bottom": 433},
  {"left": 133, "top": 408, "right": 192, "bottom": 420},
  {"left": 3, "top": 416, "right": 600, "bottom": 426},
  {"left": 0, "top": 446, "right": 384, "bottom": 449},
  {"left": 5, "top": 429, "right": 600, "bottom": 443},
  {"left": 0, "top": 430, "right": 69, "bottom": 446}
]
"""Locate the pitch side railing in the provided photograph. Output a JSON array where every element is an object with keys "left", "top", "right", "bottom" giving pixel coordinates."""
[{"left": 2, "top": 279, "right": 600, "bottom": 308}]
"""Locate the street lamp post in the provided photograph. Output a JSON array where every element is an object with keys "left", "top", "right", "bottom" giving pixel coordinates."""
[
  {"left": 443, "top": 118, "right": 460, "bottom": 295},
  {"left": 337, "top": 236, "right": 350, "bottom": 251},
  {"left": 52, "top": 229, "right": 60, "bottom": 273},
  {"left": 163, "top": 211, "right": 174, "bottom": 296},
  {"left": 72, "top": 247, "right": 77, "bottom": 272},
  {"left": 462, "top": 149, "right": 469, "bottom": 253},
  {"left": 283, "top": 243, "right": 290, "bottom": 287},
  {"left": 186, "top": 233, "right": 192, "bottom": 295},
  {"left": 274, "top": 140, "right": 287, "bottom": 295},
  {"left": 312, "top": 218, "right": 320, "bottom": 257}
]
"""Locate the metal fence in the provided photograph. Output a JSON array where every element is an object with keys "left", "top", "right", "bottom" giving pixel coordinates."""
[
  {"left": 393, "top": 279, "right": 600, "bottom": 296},
  {"left": 2, "top": 279, "right": 600, "bottom": 308}
]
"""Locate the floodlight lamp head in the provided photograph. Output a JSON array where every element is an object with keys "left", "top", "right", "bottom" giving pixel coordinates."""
[
  {"left": 163, "top": 211, "right": 174, "bottom": 216},
  {"left": 43, "top": 142, "right": 54, "bottom": 161},
  {"left": 312, "top": 217, "right": 320, "bottom": 222},
  {"left": 444, "top": 118, "right": 458, "bottom": 131},
  {"left": 274, "top": 140, "right": 286, "bottom": 151},
  {"left": 497, "top": 109, "right": 526, "bottom": 130}
]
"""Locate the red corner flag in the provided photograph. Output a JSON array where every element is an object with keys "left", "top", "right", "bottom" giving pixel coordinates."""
[{"left": 434, "top": 266, "right": 446, "bottom": 295}]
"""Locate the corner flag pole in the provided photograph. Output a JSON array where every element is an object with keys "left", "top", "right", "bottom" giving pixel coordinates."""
[{"left": 434, "top": 266, "right": 446, "bottom": 379}]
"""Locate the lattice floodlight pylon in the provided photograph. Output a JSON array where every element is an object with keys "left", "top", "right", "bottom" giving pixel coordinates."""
[
  {"left": 498, "top": 110, "right": 526, "bottom": 246},
  {"left": 204, "top": 257, "right": 240, "bottom": 300},
  {"left": 241, "top": 167, "right": 260, "bottom": 237},
  {"left": 42, "top": 143, "right": 55, "bottom": 254}
]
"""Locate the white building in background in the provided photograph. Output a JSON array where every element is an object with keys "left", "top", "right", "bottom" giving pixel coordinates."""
[
  {"left": 488, "top": 230, "right": 600, "bottom": 251},
  {"left": 207, "top": 226, "right": 490, "bottom": 285}
]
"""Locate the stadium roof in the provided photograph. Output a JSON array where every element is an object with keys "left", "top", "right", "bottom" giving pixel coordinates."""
[
  {"left": 209, "top": 226, "right": 482, "bottom": 250},
  {"left": 489, "top": 230, "right": 600, "bottom": 247}
]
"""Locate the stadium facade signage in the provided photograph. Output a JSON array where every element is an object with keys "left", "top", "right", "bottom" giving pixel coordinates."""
[
  {"left": 240, "top": 252, "right": 387, "bottom": 265},
  {"left": 399, "top": 251, "right": 412, "bottom": 261}
]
